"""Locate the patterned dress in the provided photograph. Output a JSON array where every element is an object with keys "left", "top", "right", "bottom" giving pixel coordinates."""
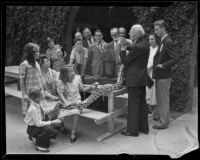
[
  {"left": 19, "top": 60, "right": 43, "bottom": 115},
  {"left": 56, "top": 75, "right": 83, "bottom": 116},
  {"left": 46, "top": 44, "right": 66, "bottom": 72}
]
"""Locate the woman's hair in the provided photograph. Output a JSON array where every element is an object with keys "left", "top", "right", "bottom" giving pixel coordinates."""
[
  {"left": 149, "top": 33, "right": 159, "bottom": 45},
  {"left": 46, "top": 37, "right": 54, "bottom": 44},
  {"left": 38, "top": 54, "right": 49, "bottom": 66},
  {"left": 22, "top": 42, "right": 39, "bottom": 68},
  {"left": 59, "top": 65, "right": 74, "bottom": 83}
]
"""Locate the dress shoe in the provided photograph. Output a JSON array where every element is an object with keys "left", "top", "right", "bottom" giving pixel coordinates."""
[
  {"left": 35, "top": 146, "right": 49, "bottom": 152},
  {"left": 70, "top": 134, "right": 77, "bottom": 143},
  {"left": 121, "top": 131, "right": 139, "bottom": 137},
  {"left": 140, "top": 130, "right": 149, "bottom": 135},
  {"left": 60, "top": 127, "right": 67, "bottom": 135},
  {"left": 152, "top": 124, "right": 168, "bottom": 130}
]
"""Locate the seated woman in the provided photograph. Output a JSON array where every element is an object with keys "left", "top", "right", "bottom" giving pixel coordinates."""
[
  {"left": 57, "top": 65, "right": 98, "bottom": 143},
  {"left": 24, "top": 87, "right": 63, "bottom": 152},
  {"left": 38, "top": 55, "right": 67, "bottom": 134}
]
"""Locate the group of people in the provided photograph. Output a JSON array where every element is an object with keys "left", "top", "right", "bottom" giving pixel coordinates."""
[{"left": 19, "top": 19, "right": 178, "bottom": 152}]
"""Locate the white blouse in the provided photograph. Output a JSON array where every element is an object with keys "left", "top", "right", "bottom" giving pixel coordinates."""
[{"left": 147, "top": 46, "right": 158, "bottom": 69}]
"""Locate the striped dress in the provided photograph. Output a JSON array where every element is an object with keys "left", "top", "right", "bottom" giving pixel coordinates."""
[{"left": 19, "top": 60, "right": 43, "bottom": 115}]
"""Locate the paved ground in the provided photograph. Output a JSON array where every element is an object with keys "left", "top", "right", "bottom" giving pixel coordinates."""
[{"left": 5, "top": 87, "right": 198, "bottom": 158}]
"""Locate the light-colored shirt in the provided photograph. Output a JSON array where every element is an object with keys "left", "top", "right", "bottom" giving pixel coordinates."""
[
  {"left": 57, "top": 75, "right": 84, "bottom": 106},
  {"left": 161, "top": 34, "right": 168, "bottom": 42},
  {"left": 70, "top": 47, "right": 88, "bottom": 64},
  {"left": 24, "top": 101, "right": 51, "bottom": 127},
  {"left": 147, "top": 46, "right": 158, "bottom": 69},
  {"left": 160, "top": 34, "right": 168, "bottom": 52}
]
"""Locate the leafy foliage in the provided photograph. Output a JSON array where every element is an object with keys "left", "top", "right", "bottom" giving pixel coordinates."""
[
  {"left": 6, "top": 6, "right": 70, "bottom": 65},
  {"left": 5, "top": 3, "right": 197, "bottom": 111},
  {"left": 129, "top": 1, "right": 197, "bottom": 111}
]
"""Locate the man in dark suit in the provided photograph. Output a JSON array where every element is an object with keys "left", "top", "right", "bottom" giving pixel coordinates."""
[
  {"left": 152, "top": 20, "right": 179, "bottom": 129},
  {"left": 119, "top": 24, "right": 150, "bottom": 137}
]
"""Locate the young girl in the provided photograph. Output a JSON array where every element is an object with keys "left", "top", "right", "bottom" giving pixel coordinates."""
[
  {"left": 19, "top": 42, "right": 43, "bottom": 115},
  {"left": 69, "top": 39, "right": 88, "bottom": 78},
  {"left": 24, "top": 87, "right": 62, "bottom": 152},
  {"left": 57, "top": 65, "right": 98, "bottom": 143}
]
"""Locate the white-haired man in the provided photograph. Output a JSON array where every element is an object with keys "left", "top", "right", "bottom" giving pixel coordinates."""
[{"left": 119, "top": 24, "right": 150, "bottom": 137}]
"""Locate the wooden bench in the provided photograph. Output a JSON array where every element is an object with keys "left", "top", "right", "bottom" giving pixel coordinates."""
[
  {"left": 5, "top": 86, "right": 22, "bottom": 98},
  {"left": 5, "top": 65, "right": 128, "bottom": 141}
]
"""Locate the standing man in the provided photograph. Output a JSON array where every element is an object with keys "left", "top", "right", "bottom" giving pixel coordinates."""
[
  {"left": 82, "top": 28, "right": 94, "bottom": 49},
  {"left": 119, "top": 27, "right": 126, "bottom": 38},
  {"left": 104, "top": 28, "right": 121, "bottom": 77},
  {"left": 119, "top": 24, "right": 150, "bottom": 137},
  {"left": 89, "top": 29, "right": 107, "bottom": 77},
  {"left": 152, "top": 20, "right": 179, "bottom": 129}
]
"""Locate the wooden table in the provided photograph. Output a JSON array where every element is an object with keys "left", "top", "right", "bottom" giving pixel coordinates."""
[
  {"left": 5, "top": 65, "right": 128, "bottom": 141},
  {"left": 5, "top": 66, "right": 20, "bottom": 90}
]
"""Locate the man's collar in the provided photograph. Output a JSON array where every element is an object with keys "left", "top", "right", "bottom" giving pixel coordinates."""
[
  {"left": 30, "top": 99, "right": 40, "bottom": 108},
  {"left": 161, "top": 34, "right": 168, "bottom": 42}
]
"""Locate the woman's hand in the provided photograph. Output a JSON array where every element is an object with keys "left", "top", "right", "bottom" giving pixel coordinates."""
[
  {"left": 51, "top": 95, "right": 60, "bottom": 101},
  {"left": 91, "top": 82, "right": 99, "bottom": 89}
]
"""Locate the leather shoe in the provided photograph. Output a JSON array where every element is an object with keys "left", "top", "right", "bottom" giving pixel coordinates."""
[
  {"left": 35, "top": 146, "right": 49, "bottom": 152},
  {"left": 121, "top": 131, "right": 138, "bottom": 137},
  {"left": 152, "top": 124, "right": 168, "bottom": 130}
]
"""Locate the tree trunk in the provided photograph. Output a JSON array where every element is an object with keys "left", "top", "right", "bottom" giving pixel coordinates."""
[
  {"left": 65, "top": 6, "right": 80, "bottom": 53},
  {"left": 184, "top": 6, "right": 198, "bottom": 113}
]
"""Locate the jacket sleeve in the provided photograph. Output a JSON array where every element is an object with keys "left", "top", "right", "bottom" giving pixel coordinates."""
[
  {"left": 119, "top": 46, "right": 139, "bottom": 67},
  {"left": 162, "top": 40, "right": 179, "bottom": 69}
]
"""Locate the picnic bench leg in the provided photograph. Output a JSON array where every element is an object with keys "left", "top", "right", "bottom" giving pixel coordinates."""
[
  {"left": 17, "top": 80, "right": 21, "bottom": 90},
  {"left": 96, "top": 117, "right": 126, "bottom": 142}
]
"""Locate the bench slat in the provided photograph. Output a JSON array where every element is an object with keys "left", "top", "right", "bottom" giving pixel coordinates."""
[
  {"left": 81, "top": 109, "right": 109, "bottom": 120},
  {"left": 5, "top": 86, "right": 22, "bottom": 98}
]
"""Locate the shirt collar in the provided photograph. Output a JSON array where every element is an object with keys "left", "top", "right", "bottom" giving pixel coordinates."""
[
  {"left": 161, "top": 34, "right": 168, "bottom": 42},
  {"left": 30, "top": 99, "right": 40, "bottom": 108}
]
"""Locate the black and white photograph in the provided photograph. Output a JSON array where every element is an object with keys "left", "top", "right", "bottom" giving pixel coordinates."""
[{"left": 2, "top": 1, "right": 198, "bottom": 158}]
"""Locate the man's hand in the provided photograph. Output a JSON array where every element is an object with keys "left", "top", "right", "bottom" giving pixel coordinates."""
[{"left": 156, "top": 64, "right": 164, "bottom": 68}]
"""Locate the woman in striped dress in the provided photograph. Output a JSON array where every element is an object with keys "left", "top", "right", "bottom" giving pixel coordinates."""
[
  {"left": 19, "top": 42, "right": 43, "bottom": 115},
  {"left": 45, "top": 37, "right": 66, "bottom": 72}
]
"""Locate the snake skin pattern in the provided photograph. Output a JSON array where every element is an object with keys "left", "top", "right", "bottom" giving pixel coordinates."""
[{"left": 57, "top": 83, "right": 123, "bottom": 118}]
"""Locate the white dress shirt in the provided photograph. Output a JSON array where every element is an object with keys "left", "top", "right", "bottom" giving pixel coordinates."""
[{"left": 24, "top": 101, "right": 51, "bottom": 127}]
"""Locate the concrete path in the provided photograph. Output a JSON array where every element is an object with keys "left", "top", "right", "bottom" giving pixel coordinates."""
[{"left": 5, "top": 88, "right": 198, "bottom": 158}]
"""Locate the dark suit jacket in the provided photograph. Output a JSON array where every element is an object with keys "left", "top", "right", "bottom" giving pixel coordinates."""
[
  {"left": 120, "top": 37, "right": 150, "bottom": 87},
  {"left": 152, "top": 35, "right": 179, "bottom": 79},
  {"left": 83, "top": 39, "right": 89, "bottom": 48}
]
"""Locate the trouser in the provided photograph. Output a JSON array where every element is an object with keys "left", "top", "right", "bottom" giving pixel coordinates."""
[
  {"left": 27, "top": 125, "right": 58, "bottom": 148},
  {"left": 155, "top": 78, "right": 171, "bottom": 126},
  {"left": 127, "top": 86, "right": 149, "bottom": 134}
]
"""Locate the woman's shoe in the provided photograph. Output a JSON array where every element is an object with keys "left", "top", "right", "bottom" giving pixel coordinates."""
[
  {"left": 35, "top": 146, "right": 49, "bottom": 152},
  {"left": 70, "top": 134, "right": 77, "bottom": 143}
]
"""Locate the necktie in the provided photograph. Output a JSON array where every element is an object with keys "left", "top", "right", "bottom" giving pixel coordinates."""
[{"left": 160, "top": 43, "right": 163, "bottom": 52}]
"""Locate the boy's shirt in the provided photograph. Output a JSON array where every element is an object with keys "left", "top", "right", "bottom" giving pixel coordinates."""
[{"left": 24, "top": 100, "right": 51, "bottom": 127}]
